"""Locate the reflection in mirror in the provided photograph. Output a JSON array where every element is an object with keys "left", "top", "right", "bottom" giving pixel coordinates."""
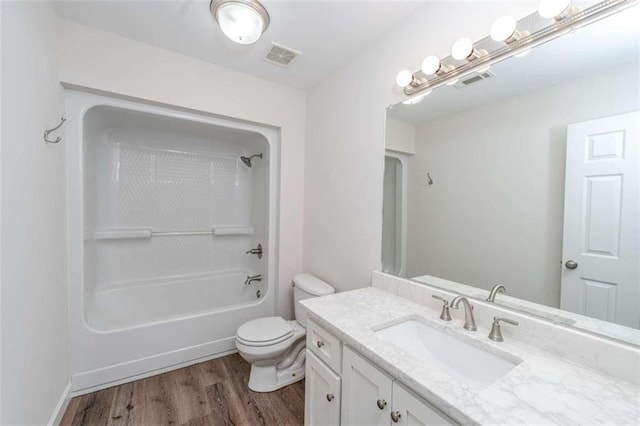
[{"left": 383, "top": 6, "right": 640, "bottom": 341}]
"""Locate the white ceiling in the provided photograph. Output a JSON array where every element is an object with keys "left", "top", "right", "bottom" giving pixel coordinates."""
[
  {"left": 388, "top": 5, "right": 640, "bottom": 124},
  {"left": 53, "top": 0, "right": 425, "bottom": 89}
]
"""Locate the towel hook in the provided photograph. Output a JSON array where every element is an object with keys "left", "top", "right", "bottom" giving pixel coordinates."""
[{"left": 44, "top": 117, "right": 66, "bottom": 144}]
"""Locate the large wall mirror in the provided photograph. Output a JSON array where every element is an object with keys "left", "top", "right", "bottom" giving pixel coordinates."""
[{"left": 383, "top": 4, "right": 640, "bottom": 343}]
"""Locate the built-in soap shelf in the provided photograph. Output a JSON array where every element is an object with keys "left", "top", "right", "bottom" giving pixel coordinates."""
[{"left": 88, "top": 226, "right": 254, "bottom": 240}]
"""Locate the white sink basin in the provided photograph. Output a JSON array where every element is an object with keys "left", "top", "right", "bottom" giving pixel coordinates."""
[{"left": 376, "top": 320, "right": 519, "bottom": 391}]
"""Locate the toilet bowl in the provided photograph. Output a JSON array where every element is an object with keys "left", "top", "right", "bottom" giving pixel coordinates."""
[{"left": 235, "top": 274, "right": 334, "bottom": 392}]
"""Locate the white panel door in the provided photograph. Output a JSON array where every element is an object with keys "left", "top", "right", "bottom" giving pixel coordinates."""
[
  {"left": 561, "top": 111, "right": 640, "bottom": 328},
  {"left": 305, "top": 351, "right": 341, "bottom": 426},
  {"left": 341, "top": 346, "right": 393, "bottom": 426},
  {"left": 390, "top": 382, "right": 456, "bottom": 426}
]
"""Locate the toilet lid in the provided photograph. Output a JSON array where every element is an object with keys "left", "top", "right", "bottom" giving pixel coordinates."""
[{"left": 237, "top": 316, "right": 294, "bottom": 344}]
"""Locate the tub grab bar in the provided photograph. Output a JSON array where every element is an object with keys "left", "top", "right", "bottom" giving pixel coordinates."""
[{"left": 91, "top": 226, "right": 254, "bottom": 240}]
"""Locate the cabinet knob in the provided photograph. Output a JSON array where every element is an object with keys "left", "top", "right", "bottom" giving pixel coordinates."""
[
  {"left": 326, "top": 393, "right": 334, "bottom": 402},
  {"left": 376, "top": 399, "right": 387, "bottom": 410},
  {"left": 391, "top": 411, "right": 401, "bottom": 423},
  {"left": 316, "top": 340, "right": 325, "bottom": 348}
]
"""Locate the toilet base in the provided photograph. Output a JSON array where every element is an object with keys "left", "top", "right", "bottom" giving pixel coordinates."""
[{"left": 248, "top": 362, "right": 305, "bottom": 392}]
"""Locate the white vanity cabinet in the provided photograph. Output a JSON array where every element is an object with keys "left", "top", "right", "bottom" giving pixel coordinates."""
[
  {"left": 306, "top": 351, "right": 341, "bottom": 426},
  {"left": 390, "top": 382, "right": 455, "bottom": 426},
  {"left": 304, "top": 319, "right": 457, "bottom": 426},
  {"left": 341, "top": 345, "right": 392, "bottom": 425},
  {"left": 341, "top": 346, "right": 456, "bottom": 426}
]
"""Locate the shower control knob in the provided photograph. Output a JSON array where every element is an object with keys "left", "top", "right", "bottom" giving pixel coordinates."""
[
  {"left": 245, "top": 243, "right": 263, "bottom": 259},
  {"left": 377, "top": 399, "right": 387, "bottom": 410},
  {"left": 316, "top": 340, "right": 325, "bottom": 348},
  {"left": 326, "top": 393, "right": 334, "bottom": 402}
]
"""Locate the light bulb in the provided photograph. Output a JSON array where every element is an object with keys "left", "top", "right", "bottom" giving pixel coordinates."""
[
  {"left": 396, "top": 70, "right": 414, "bottom": 88},
  {"left": 538, "top": 0, "right": 571, "bottom": 19},
  {"left": 421, "top": 56, "right": 442, "bottom": 75},
  {"left": 491, "top": 16, "right": 518, "bottom": 42},
  {"left": 216, "top": 3, "right": 265, "bottom": 44},
  {"left": 452, "top": 38, "right": 474, "bottom": 61},
  {"left": 402, "top": 93, "right": 429, "bottom": 105}
]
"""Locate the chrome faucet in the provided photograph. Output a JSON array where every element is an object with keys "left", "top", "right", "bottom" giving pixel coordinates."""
[
  {"left": 244, "top": 274, "right": 262, "bottom": 285},
  {"left": 245, "top": 243, "right": 263, "bottom": 259},
  {"left": 450, "top": 296, "right": 477, "bottom": 331},
  {"left": 488, "top": 317, "right": 519, "bottom": 342},
  {"left": 486, "top": 284, "right": 506, "bottom": 303}
]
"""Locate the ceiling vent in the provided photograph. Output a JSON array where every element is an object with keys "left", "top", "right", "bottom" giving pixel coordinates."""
[
  {"left": 455, "top": 70, "right": 496, "bottom": 88},
  {"left": 264, "top": 43, "right": 301, "bottom": 68}
]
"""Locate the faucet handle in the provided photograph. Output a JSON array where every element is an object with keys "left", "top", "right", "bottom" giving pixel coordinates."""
[
  {"left": 496, "top": 317, "right": 518, "bottom": 326},
  {"left": 431, "top": 295, "right": 451, "bottom": 321},
  {"left": 488, "top": 317, "right": 519, "bottom": 342}
]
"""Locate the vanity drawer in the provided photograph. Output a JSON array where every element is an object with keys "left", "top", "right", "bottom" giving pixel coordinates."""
[{"left": 307, "top": 319, "right": 342, "bottom": 373}]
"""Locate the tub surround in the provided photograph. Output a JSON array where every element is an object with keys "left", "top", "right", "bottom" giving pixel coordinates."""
[
  {"left": 300, "top": 280, "right": 640, "bottom": 424},
  {"left": 66, "top": 89, "right": 280, "bottom": 393}
]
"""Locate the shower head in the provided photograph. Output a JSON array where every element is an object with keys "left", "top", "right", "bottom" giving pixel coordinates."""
[{"left": 240, "top": 153, "right": 263, "bottom": 167}]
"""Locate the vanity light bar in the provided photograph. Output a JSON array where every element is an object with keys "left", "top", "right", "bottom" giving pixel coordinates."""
[{"left": 401, "top": 0, "right": 638, "bottom": 97}]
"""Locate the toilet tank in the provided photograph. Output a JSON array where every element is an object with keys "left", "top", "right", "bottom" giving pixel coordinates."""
[{"left": 293, "top": 274, "right": 335, "bottom": 327}]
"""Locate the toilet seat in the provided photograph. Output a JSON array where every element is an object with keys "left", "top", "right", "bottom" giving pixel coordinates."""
[{"left": 236, "top": 316, "right": 294, "bottom": 347}]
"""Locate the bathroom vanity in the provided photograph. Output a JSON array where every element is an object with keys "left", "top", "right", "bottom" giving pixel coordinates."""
[
  {"left": 300, "top": 273, "right": 640, "bottom": 425},
  {"left": 304, "top": 317, "right": 456, "bottom": 425}
]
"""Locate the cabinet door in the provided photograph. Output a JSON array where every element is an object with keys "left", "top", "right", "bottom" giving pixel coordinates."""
[
  {"left": 341, "top": 346, "right": 393, "bottom": 426},
  {"left": 390, "top": 382, "right": 457, "bottom": 426},
  {"left": 305, "top": 351, "right": 341, "bottom": 426}
]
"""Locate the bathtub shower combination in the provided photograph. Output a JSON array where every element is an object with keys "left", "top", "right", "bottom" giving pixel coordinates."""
[{"left": 66, "top": 90, "right": 279, "bottom": 392}]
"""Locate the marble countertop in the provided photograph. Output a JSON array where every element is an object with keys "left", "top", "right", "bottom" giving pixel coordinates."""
[
  {"left": 300, "top": 287, "right": 640, "bottom": 425},
  {"left": 412, "top": 275, "right": 640, "bottom": 347}
]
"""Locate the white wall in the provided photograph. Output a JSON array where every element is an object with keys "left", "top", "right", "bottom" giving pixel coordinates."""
[
  {"left": 406, "top": 63, "right": 639, "bottom": 307},
  {"left": 304, "top": 1, "right": 537, "bottom": 291},
  {"left": 1, "top": 1, "right": 69, "bottom": 424},
  {"left": 385, "top": 118, "right": 415, "bottom": 154},
  {"left": 57, "top": 20, "right": 307, "bottom": 320}
]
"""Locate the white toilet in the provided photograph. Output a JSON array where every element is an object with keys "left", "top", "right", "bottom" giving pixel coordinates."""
[{"left": 235, "top": 273, "right": 334, "bottom": 392}]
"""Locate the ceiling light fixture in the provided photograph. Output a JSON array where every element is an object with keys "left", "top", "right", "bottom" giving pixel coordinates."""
[
  {"left": 210, "top": 0, "right": 270, "bottom": 45},
  {"left": 395, "top": 69, "right": 426, "bottom": 88},
  {"left": 538, "top": 0, "right": 576, "bottom": 21},
  {"left": 491, "top": 16, "right": 527, "bottom": 43},
  {"left": 396, "top": 0, "right": 632, "bottom": 100},
  {"left": 421, "top": 55, "right": 454, "bottom": 76},
  {"left": 402, "top": 92, "right": 430, "bottom": 105},
  {"left": 451, "top": 38, "right": 487, "bottom": 61},
  {"left": 395, "top": 70, "right": 413, "bottom": 87},
  {"left": 514, "top": 49, "right": 532, "bottom": 58}
]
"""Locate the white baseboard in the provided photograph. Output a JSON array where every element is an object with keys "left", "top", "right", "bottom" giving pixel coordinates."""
[
  {"left": 71, "top": 337, "right": 237, "bottom": 396},
  {"left": 48, "top": 382, "right": 72, "bottom": 426}
]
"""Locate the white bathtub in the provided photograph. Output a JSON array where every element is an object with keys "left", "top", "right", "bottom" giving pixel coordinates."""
[{"left": 66, "top": 89, "right": 279, "bottom": 393}]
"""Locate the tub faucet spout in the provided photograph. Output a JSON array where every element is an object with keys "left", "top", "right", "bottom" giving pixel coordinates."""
[{"left": 244, "top": 274, "right": 262, "bottom": 286}]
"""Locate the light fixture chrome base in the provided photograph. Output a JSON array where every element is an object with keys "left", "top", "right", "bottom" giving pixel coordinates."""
[
  {"left": 210, "top": 0, "right": 271, "bottom": 32},
  {"left": 403, "top": 0, "right": 638, "bottom": 98}
]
